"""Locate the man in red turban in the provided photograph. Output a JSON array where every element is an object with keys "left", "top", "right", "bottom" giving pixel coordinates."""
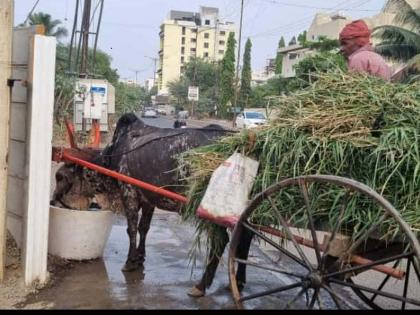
[{"left": 339, "top": 20, "right": 392, "bottom": 81}]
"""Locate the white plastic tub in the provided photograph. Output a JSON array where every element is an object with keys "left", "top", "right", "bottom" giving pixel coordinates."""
[{"left": 48, "top": 206, "right": 115, "bottom": 260}]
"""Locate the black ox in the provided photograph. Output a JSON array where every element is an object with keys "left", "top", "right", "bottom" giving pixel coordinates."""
[{"left": 52, "top": 113, "right": 253, "bottom": 297}]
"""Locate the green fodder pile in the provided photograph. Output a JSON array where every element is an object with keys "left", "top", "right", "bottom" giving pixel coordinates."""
[{"left": 177, "top": 71, "right": 420, "bottom": 262}]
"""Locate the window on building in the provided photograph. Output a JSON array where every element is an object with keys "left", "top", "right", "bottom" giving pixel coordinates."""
[
  {"left": 181, "top": 47, "right": 185, "bottom": 55},
  {"left": 181, "top": 56, "right": 185, "bottom": 64},
  {"left": 204, "top": 42, "right": 209, "bottom": 49},
  {"left": 180, "top": 66, "right": 185, "bottom": 73},
  {"left": 205, "top": 19, "right": 211, "bottom": 25},
  {"left": 220, "top": 31, "right": 226, "bottom": 36},
  {"left": 219, "top": 40, "right": 225, "bottom": 45},
  {"left": 204, "top": 52, "right": 209, "bottom": 58},
  {"left": 182, "top": 37, "right": 185, "bottom": 45},
  {"left": 204, "top": 33, "right": 210, "bottom": 39},
  {"left": 182, "top": 27, "right": 186, "bottom": 35},
  {"left": 191, "top": 28, "right": 197, "bottom": 33},
  {"left": 219, "top": 50, "right": 224, "bottom": 55},
  {"left": 191, "top": 38, "right": 197, "bottom": 43},
  {"left": 289, "top": 53, "right": 297, "bottom": 60},
  {"left": 191, "top": 48, "right": 196, "bottom": 53}
]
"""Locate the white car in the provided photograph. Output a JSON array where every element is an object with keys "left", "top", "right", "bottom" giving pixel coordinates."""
[
  {"left": 156, "top": 109, "right": 167, "bottom": 116},
  {"left": 142, "top": 109, "right": 158, "bottom": 118},
  {"left": 235, "top": 111, "right": 268, "bottom": 129}
]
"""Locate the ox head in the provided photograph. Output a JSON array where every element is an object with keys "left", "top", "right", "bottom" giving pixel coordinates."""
[{"left": 51, "top": 162, "right": 114, "bottom": 211}]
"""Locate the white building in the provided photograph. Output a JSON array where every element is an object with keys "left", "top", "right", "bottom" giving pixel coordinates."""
[
  {"left": 144, "top": 78, "right": 155, "bottom": 92},
  {"left": 157, "top": 6, "right": 237, "bottom": 95}
]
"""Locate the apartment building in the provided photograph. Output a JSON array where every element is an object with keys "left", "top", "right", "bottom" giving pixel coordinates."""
[
  {"left": 278, "top": 0, "right": 420, "bottom": 78},
  {"left": 157, "top": 6, "right": 236, "bottom": 95}
]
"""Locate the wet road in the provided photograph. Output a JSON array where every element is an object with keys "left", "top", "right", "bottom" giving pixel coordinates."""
[
  {"left": 17, "top": 208, "right": 370, "bottom": 310},
  {"left": 16, "top": 211, "right": 303, "bottom": 309}
]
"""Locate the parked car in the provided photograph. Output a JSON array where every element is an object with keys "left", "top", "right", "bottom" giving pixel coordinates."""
[
  {"left": 235, "top": 111, "right": 268, "bottom": 129},
  {"left": 142, "top": 108, "right": 158, "bottom": 118}
]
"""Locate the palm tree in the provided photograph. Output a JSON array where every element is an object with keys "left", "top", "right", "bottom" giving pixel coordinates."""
[
  {"left": 24, "top": 12, "right": 68, "bottom": 40},
  {"left": 373, "top": 0, "right": 420, "bottom": 62}
]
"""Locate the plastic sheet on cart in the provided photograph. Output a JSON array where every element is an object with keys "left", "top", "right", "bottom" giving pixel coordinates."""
[{"left": 197, "top": 153, "right": 259, "bottom": 228}]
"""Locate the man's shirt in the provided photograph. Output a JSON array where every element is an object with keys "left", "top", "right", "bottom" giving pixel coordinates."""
[{"left": 348, "top": 44, "right": 392, "bottom": 81}]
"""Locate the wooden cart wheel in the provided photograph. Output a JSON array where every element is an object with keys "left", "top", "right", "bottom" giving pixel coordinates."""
[{"left": 228, "top": 175, "right": 420, "bottom": 310}]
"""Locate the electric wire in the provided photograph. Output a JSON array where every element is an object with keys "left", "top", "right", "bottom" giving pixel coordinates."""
[{"left": 23, "top": 0, "right": 41, "bottom": 25}]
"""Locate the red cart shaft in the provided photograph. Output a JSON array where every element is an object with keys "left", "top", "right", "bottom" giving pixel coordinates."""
[{"left": 58, "top": 149, "right": 189, "bottom": 204}]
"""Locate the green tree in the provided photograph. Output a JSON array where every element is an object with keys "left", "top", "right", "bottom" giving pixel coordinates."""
[
  {"left": 305, "top": 36, "right": 340, "bottom": 52},
  {"left": 24, "top": 12, "right": 68, "bottom": 40},
  {"left": 298, "top": 30, "right": 307, "bottom": 45},
  {"left": 288, "top": 36, "right": 297, "bottom": 46},
  {"left": 239, "top": 38, "right": 252, "bottom": 109},
  {"left": 373, "top": 0, "right": 420, "bottom": 62},
  {"left": 275, "top": 37, "right": 286, "bottom": 75},
  {"left": 115, "top": 83, "right": 149, "bottom": 114},
  {"left": 168, "top": 58, "right": 221, "bottom": 118},
  {"left": 54, "top": 44, "right": 77, "bottom": 124},
  {"left": 220, "top": 32, "right": 236, "bottom": 118},
  {"left": 292, "top": 52, "right": 347, "bottom": 87}
]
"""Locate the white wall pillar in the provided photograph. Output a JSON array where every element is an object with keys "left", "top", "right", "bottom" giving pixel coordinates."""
[{"left": 22, "top": 35, "right": 56, "bottom": 286}]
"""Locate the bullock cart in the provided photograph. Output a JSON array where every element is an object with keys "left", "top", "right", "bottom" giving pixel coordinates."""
[{"left": 52, "top": 145, "right": 420, "bottom": 310}]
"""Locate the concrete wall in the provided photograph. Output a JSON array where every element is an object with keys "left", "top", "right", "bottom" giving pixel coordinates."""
[
  {"left": 7, "top": 26, "right": 35, "bottom": 248},
  {"left": 307, "top": 13, "right": 351, "bottom": 41},
  {"left": 0, "top": 0, "right": 13, "bottom": 281},
  {"left": 7, "top": 27, "right": 56, "bottom": 286}
]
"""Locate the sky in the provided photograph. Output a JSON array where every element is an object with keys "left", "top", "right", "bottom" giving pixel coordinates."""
[{"left": 14, "top": 0, "right": 387, "bottom": 84}]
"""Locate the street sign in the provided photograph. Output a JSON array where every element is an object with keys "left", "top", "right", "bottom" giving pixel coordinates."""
[{"left": 188, "top": 86, "right": 199, "bottom": 101}]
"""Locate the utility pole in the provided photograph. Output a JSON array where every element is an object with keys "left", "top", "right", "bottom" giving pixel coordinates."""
[
  {"left": 232, "top": 0, "right": 244, "bottom": 128},
  {"left": 145, "top": 56, "right": 158, "bottom": 83},
  {"left": 80, "top": 0, "right": 92, "bottom": 78},
  {"left": 0, "top": 0, "right": 13, "bottom": 282}
]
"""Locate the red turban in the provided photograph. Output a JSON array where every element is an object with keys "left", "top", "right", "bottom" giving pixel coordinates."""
[{"left": 339, "top": 20, "right": 371, "bottom": 46}]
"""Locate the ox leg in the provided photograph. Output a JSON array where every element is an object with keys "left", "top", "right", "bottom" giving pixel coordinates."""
[
  {"left": 188, "top": 226, "right": 229, "bottom": 298},
  {"left": 122, "top": 186, "right": 141, "bottom": 272},
  {"left": 136, "top": 203, "right": 155, "bottom": 264}
]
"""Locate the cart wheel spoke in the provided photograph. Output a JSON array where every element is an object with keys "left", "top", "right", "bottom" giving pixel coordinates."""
[
  {"left": 369, "top": 259, "right": 401, "bottom": 303},
  {"left": 401, "top": 257, "right": 412, "bottom": 310},
  {"left": 308, "top": 288, "right": 319, "bottom": 309},
  {"left": 317, "top": 289, "right": 325, "bottom": 310},
  {"left": 329, "top": 277, "right": 420, "bottom": 307},
  {"left": 321, "top": 284, "right": 349, "bottom": 309},
  {"left": 320, "top": 189, "right": 350, "bottom": 271},
  {"left": 412, "top": 256, "right": 420, "bottom": 281},
  {"left": 239, "top": 282, "right": 303, "bottom": 302},
  {"left": 233, "top": 257, "right": 305, "bottom": 279},
  {"left": 325, "top": 251, "right": 412, "bottom": 280},
  {"left": 267, "top": 196, "right": 314, "bottom": 270},
  {"left": 242, "top": 221, "right": 308, "bottom": 270},
  {"left": 299, "top": 179, "right": 322, "bottom": 266},
  {"left": 285, "top": 287, "right": 307, "bottom": 309}
]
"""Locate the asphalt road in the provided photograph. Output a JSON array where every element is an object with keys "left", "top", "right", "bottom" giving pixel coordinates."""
[
  {"left": 140, "top": 116, "right": 175, "bottom": 129},
  {"left": 140, "top": 115, "right": 235, "bottom": 130}
]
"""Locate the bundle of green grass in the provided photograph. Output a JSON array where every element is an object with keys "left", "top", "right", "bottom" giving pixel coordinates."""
[{"left": 177, "top": 70, "right": 420, "bottom": 260}]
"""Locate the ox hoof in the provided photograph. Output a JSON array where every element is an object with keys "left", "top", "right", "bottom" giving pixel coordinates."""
[
  {"left": 122, "top": 261, "right": 141, "bottom": 272},
  {"left": 187, "top": 286, "right": 205, "bottom": 298}
]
